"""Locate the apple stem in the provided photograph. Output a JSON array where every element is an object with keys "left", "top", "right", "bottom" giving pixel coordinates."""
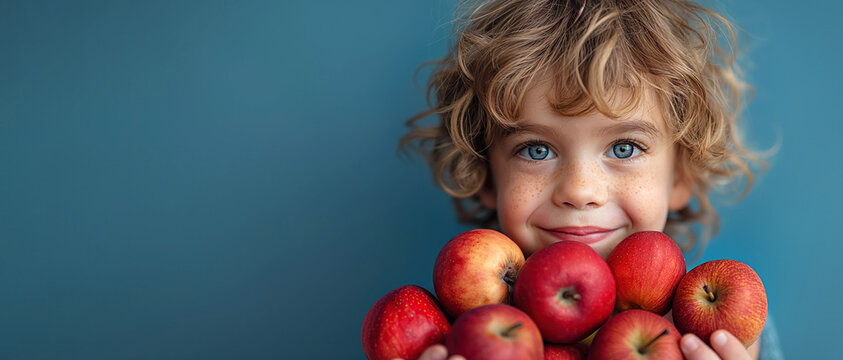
[
  {"left": 502, "top": 322, "right": 522, "bottom": 338},
  {"left": 562, "top": 290, "right": 581, "bottom": 301},
  {"left": 703, "top": 285, "right": 716, "bottom": 302},
  {"left": 640, "top": 329, "right": 670, "bottom": 354},
  {"left": 502, "top": 263, "right": 519, "bottom": 304},
  {"left": 502, "top": 265, "right": 518, "bottom": 287}
]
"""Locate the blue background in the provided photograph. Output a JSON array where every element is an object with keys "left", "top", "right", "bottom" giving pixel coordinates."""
[{"left": 1, "top": 0, "right": 840, "bottom": 358}]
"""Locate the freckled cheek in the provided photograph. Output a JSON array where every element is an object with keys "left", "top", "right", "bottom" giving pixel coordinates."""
[
  {"left": 498, "top": 173, "right": 549, "bottom": 216},
  {"left": 495, "top": 172, "right": 550, "bottom": 255},
  {"left": 610, "top": 172, "right": 670, "bottom": 230}
]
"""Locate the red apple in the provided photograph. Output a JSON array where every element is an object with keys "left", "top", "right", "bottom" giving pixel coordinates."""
[
  {"left": 513, "top": 241, "right": 616, "bottom": 344},
  {"left": 672, "top": 259, "right": 767, "bottom": 347},
  {"left": 361, "top": 285, "right": 451, "bottom": 360},
  {"left": 588, "top": 309, "right": 682, "bottom": 360},
  {"left": 607, "top": 231, "right": 686, "bottom": 315},
  {"left": 544, "top": 343, "right": 586, "bottom": 360},
  {"left": 446, "top": 304, "right": 543, "bottom": 360},
  {"left": 433, "top": 229, "right": 525, "bottom": 318}
]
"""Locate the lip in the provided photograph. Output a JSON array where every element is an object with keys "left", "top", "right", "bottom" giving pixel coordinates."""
[{"left": 542, "top": 226, "right": 617, "bottom": 244}]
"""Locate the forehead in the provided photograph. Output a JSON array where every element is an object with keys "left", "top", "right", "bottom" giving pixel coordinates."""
[{"left": 508, "top": 81, "right": 670, "bottom": 137}]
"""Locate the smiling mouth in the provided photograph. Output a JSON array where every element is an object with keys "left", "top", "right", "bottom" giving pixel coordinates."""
[{"left": 542, "top": 228, "right": 617, "bottom": 244}]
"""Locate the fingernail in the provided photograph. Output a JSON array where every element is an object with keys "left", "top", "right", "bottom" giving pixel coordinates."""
[
  {"left": 429, "top": 346, "right": 446, "bottom": 360},
  {"left": 713, "top": 331, "right": 727, "bottom": 347},
  {"left": 682, "top": 336, "right": 699, "bottom": 352}
]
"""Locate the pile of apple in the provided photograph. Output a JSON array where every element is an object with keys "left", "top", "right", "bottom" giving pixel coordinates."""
[{"left": 362, "top": 229, "right": 768, "bottom": 360}]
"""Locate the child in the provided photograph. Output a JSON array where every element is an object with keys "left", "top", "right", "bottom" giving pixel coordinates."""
[{"left": 399, "top": 0, "right": 780, "bottom": 359}]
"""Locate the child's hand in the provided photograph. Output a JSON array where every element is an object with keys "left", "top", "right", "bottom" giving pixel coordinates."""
[
  {"left": 394, "top": 344, "right": 465, "bottom": 360},
  {"left": 680, "top": 330, "right": 760, "bottom": 360}
]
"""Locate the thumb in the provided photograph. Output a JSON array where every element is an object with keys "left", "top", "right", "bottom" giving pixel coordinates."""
[{"left": 417, "top": 344, "right": 447, "bottom": 360}]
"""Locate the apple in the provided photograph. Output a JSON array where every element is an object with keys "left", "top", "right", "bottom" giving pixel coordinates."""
[
  {"left": 607, "top": 231, "right": 686, "bottom": 315},
  {"left": 544, "top": 343, "right": 586, "bottom": 360},
  {"left": 513, "top": 241, "right": 616, "bottom": 344},
  {"left": 446, "top": 304, "right": 543, "bottom": 360},
  {"left": 588, "top": 309, "right": 682, "bottom": 360},
  {"left": 361, "top": 285, "right": 451, "bottom": 360},
  {"left": 672, "top": 259, "right": 767, "bottom": 347},
  {"left": 433, "top": 229, "right": 525, "bottom": 317}
]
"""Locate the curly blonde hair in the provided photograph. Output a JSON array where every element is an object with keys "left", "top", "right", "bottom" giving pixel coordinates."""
[{"left": 399, "top": 0, "right": 771, "bottom": 258}]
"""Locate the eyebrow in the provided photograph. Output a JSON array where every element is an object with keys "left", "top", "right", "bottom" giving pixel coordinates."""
[
  {"left": 505, "top": 123, "right": 560, "bottom": 138},
  {"left": 598, "top": 120, "right": 662, "bottom": 141},
  {"left": 505, "top": 119, "right": 661, "bottom": 140}
]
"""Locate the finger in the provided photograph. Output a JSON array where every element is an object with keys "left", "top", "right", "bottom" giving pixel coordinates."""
[
  {"left": 417, "top": 344, "right": 447, "bottom": 360},
  {"left": 680, "top": 333, "right": 720, "bottom": 360},
  {"left": 447, "top": 356, "right": 466, "bottom": 360},
  {"left": 710, "top": 330, "right": 752, "bottom": 360}
]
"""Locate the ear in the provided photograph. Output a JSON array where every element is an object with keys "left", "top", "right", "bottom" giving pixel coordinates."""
[{"left": 668, "top": 163, "right": 693, "bottom": 211}]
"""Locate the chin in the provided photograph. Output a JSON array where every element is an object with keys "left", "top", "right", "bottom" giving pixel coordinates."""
[
  {"left": 521, "top": 241, "right": 544, "bottom": 258},
  {"left": 568, "top": 231, "right": 625, "bottom": 260},
  {"left": 517, "top": 228, "right": 625, "bottom": 259},
  {"left": 600, "top": 230, "right": 631, "bottom": 257},
  {"left": 528, "top": 231, "right": 608, "bottom": 259},
  {"left": 589, "top": 243, "right": 610, "bottom": 260},
  {"left": 586, "top": 240, "right": 614, "bottom": 260},
  {"left": 503, "top": 229, "right": 545, "bottom": 257}
]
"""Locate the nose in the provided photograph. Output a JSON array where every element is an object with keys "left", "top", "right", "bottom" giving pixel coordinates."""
[{"left": 551, "top": 160, "right": 609, "bottom": 210}]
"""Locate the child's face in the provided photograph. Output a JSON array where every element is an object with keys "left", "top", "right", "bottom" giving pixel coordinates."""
[{"left": 478, "top": 82, "right": 691, "bottom": 258}]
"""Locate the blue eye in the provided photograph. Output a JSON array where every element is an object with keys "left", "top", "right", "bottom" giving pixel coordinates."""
[
  {"left": 518, "top": 143, "right": 556, "bottom": 161},
  {"left": 607, "top": 142, "right": 641, "bottom": 159}
]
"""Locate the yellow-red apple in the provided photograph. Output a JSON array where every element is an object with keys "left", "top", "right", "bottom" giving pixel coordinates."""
[
  {"left": 446, "top": 304, "right": 543, "bottom": 360},
  {"left": 588, "top": 309, "right": 682, "bottom": 360},
  {"left": 672, "top": 259, "right": 767, "bottom": 347},
  {"left": 433, "top": 229, "right": 525, "bottom": 318}
]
